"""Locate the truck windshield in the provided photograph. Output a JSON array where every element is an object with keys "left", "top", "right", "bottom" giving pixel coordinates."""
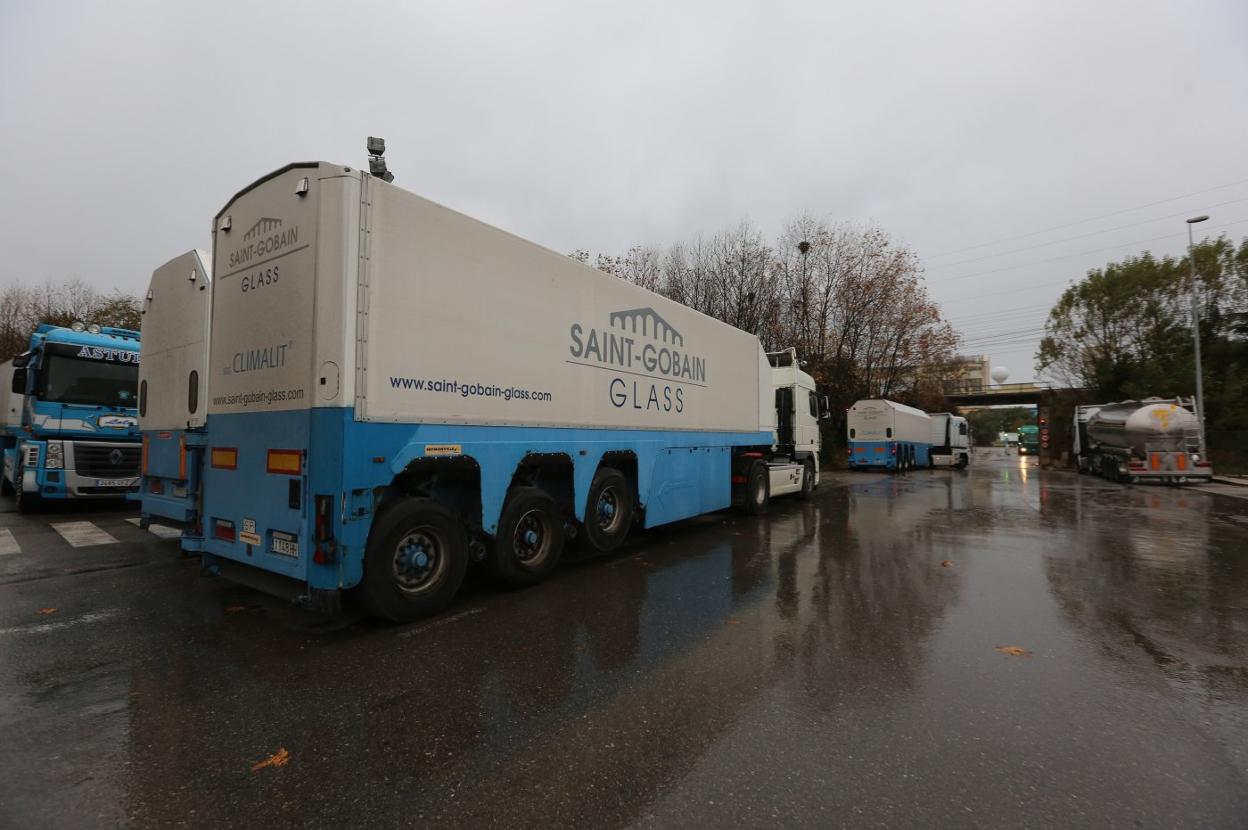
[{"left": 39, "top": 354, "right": 139, "bottom": 408}]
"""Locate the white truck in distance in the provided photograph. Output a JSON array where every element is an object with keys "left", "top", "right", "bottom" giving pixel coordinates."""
[
  {"left": 928, "top": 412, "right": 970, "bottom": 469},
  {"left": 197, "top": 159, "right": 827, "bottom": 621}
]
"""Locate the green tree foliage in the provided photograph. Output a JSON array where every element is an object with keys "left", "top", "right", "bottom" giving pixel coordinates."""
[
  {"left": 965, "top": 407, "right": 1034, "bottom": 446},
  {"left": 1036, "top": 236, "right": 1248, "bottom": 434},
  {"left": 574, "top": 218, "right": 963, "bottom": 459}
]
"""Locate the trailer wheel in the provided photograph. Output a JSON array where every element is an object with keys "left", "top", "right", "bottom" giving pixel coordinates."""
[
  {"left": 742, "top": 459, "right": 770, "bottom": 515},
  {"left": 583, "top": 467, "right": 633, "bottom": 552},
  {"left": 360, "top": 497, "right": 468, "bottom": 622},
  {"left": 799, "top": 459, "right": 816, "bottom": 500},
  {"left": 489, "top": 487, "right": 565, "bottom": 586},
  {"left": 956, "top": 454, "right": 969, "bottom": 470}
]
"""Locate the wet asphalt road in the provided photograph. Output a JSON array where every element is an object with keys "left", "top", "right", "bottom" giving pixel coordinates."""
[{"left": 1, "top": 450, "right": 1247, "bottom": 828}]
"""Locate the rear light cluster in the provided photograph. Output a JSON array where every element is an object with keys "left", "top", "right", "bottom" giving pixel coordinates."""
[
  {"left": 211, "top": 447, "right": 237, "bottom": 470},
  {"left": 266, "top": 449, "right": 302, "bottom": 475},
  {"left": 214, "top": 519, "right": 236, "bottom": 542},
  {"left": 208, "top": 447, "right": 304, "bottom": 475}
]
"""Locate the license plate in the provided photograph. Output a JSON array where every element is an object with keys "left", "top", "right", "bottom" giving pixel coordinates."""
[
  {"left": 271, "top": 532, "right": 298, "bottom": 558},
  {"left": 96, "top": 478, "right": 134, "bottom": 487}
]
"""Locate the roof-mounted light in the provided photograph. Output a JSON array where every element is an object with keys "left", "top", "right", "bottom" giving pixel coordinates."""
[
  {"left": 87, "top": 324, "right": 101, "bottom": 334},
  {"left": 71, "top": 321, "right": 85, "bottom": 332}
]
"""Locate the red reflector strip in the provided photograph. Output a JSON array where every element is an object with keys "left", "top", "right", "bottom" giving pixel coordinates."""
[
  {"left": 731, "top": 475, "right": 747, "bottom": 484},
  {"left": 211, "top": 448, "right": 238, "bottom": 470},
  {"left": 267, "top": 449, "right": 303, "bottom": 475},
  {"left": 141, "top": 435, "right": 149, "bottom": 475},
  {"left": 214, "top": 520, "right": 236, "bottom": 542},
  {"left": 179, "top": 435, "right": 187, "bottom": 479}
]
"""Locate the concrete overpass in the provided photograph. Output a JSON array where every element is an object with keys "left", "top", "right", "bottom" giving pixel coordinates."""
[{"left": 944, "top": 383, "right": 1093, "bottom": 467}]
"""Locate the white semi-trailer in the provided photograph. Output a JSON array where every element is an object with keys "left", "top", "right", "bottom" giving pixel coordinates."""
[
  {"left": 846, "top": 399, "right": 932, "bottom": 472},
  {"left": 138, "top": 250, "right": 212, "bottom": 543},
  {"left": 198, "top": 159, "right": 825, "bottom": 621}
]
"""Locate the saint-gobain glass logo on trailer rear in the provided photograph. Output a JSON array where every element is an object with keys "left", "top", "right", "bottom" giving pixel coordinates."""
[
  {"left": 227, "top": 217, "right": 301, "bottom": 270},
  {"left": 568, "top": 306, "right": 705, "bottom": 413}
]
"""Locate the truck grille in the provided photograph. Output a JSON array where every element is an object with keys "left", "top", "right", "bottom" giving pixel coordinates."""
[{"left": 72, "top": 442, "right": 141, "bottom": 478}]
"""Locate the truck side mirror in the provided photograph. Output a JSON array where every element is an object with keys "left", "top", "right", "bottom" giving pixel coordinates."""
[
  {"left": 820, "top": 396, "right": 831, "bottom": 420},
  {"left": 11, "top": 351, "right": 30, "bottom": 369},
  {"left": 11, "top": 368, "right": 26, "bottom": 395}
]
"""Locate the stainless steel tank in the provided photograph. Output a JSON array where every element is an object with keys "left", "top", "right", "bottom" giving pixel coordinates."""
[{"left": 1086, "top": 399, "right": 1198, "bottom": 456}]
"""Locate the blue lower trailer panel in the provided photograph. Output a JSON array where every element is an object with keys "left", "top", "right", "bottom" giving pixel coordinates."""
[
  {"left": 848, "top": 440, "right": 931, "bottom": 470},
  {"left": 199, "top": 408, "right": 769, "bottom": 592}
]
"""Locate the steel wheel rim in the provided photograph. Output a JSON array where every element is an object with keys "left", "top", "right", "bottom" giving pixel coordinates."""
[
  {"left": 513, "top": 508, "right": 553, "bottom": 565},
  {"left": 391, "top": 526, "right": 447, "bottom": 595},
  {"left": 596, "top": 486, "right": 625, "bottom": 534}
]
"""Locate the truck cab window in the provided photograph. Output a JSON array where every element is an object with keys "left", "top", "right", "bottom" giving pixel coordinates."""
[
  {"left": 38, "top": 351, "right": 139, "bottom": 409},
  {"left": 849, "top": 428, "right": 856, "bottom": 438},
  {"left": 188, "top": 370, "right": 199, "bottom": 414},
  {"left": 959, "top": 423, "right": 967, "bottom": 436},
  {"left": 808, "top": 390, "right": 818, "bottom": 418},
  {"left": 886, "top": 427, "right": 893, "bottom": 438},
  {"left": 139, "top": 380, "right": 147, "bottom": 417}
]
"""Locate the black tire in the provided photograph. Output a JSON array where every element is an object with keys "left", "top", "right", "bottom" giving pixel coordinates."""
[
  {"left": 799, "top": 459, "right": 816, "bottom": 500},
  {"left": 359, "top": 497, "right": 468, "bottom": 623},
  {"left": 583, "top": 467, "right": 633, "bottom": 553},
  {"left": 489, "top": 487, "right": 565, "bottom": 586},
  {"left": 956, "top": 454, "right": 969, "bottom": 470},
  {"left": 742, "top": 459, "right": 770, "bottom": 515}
]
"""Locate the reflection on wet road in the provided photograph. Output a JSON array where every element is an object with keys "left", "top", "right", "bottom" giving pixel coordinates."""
[{"left": 1, "top": 449, "right": 1246, "bottom": 828}]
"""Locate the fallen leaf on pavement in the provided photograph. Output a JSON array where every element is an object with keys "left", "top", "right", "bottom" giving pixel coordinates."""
[
  {"left": 251, "top": 747, "right": 290, "bottom": 772},
  {"left": 225, "top": 605, "right": 248, "bottom": 613},
  {"left": 37, "top": 608, "right": 57, "bottom": 615},
  {"left": 940, "top": 560, "right": 954, "bottom": 568},
  {"left": 726, "top": 618, "right": 741, "bottom": 625},
  {"left": 995, "top": 645, "right": 1031, "bottom": 658}
]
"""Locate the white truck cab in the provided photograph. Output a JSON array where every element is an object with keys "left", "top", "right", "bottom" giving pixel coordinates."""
[
  {"left": 767, "top": 348, "right": 826, "bottom": 496},
  {"left": 928, "top": 412, "right": 970, "bottom": 469}
]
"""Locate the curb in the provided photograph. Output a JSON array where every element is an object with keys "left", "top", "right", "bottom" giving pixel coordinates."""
[{"left": 1212, "top": 476, "right": 1248, "bottom": 488}]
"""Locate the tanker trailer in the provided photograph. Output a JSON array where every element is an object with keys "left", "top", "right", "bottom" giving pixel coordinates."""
[{"left": 1073, "top": 397, "right": 1212, "bottom": 484}]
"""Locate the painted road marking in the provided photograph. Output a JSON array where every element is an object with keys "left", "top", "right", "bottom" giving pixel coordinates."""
[
  {"left": 0, "top": 609, "right": 120, "bottom": 636},
  {"left": 125, "top": 518, "right": 183, "bottom": 539},
  {"left": 0, "top": 528, "right": 19, "bottom": 556},
  {"left": 52, "top": 521, "right": 119, "bottom": 547}
]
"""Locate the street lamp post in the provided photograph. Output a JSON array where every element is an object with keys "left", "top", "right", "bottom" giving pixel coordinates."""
[{"left": 1186, "top": 215, "right": 1209, "bottom": 453}]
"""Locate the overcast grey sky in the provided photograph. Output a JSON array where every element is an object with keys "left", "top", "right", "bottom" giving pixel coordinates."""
[{"left": 2, "top": 0, "right": 1246, "bottom": 382}]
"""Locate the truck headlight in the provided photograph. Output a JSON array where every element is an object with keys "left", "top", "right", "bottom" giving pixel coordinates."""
[{"left": 46, "top": 441, "right": 64, "bottom": 469}]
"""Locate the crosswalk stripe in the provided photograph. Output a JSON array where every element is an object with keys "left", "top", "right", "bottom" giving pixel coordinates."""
[
  {"left": 126, "top": 517, "right": 183, "bottom": 540},
  {"left": 52, "top": 521, "right": 119, "bottom": 548},
  {"left": 0, "top": 528, "right": 19, "bottom": 556}
]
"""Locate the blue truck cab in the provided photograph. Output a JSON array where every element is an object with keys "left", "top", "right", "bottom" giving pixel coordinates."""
[
  {"left": 0, "top": 323, "right": 142, "bottom": 511},
  {"left": 137, "top": 250, "right": 212, "bottom": 545}
]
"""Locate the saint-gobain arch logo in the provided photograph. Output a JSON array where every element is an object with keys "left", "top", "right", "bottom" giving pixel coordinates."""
[
  {"left": 227, "top": 216, "right": 301, "bottom": 269},
  {"left": 568, "top": 306, "right": 706, "bottom": 382}
]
